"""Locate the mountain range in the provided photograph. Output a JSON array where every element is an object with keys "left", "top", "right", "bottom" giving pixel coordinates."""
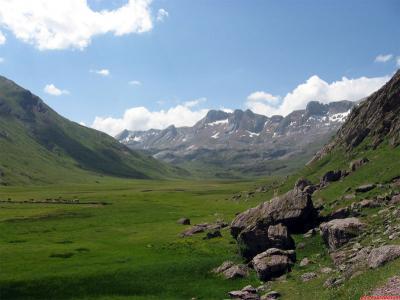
[{"left": 117, "top": 100, "right": 355, "bottom": 177}]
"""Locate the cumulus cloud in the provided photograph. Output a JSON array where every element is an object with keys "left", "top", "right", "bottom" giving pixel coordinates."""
[
  {"left": 129, "top": 80, "right": 142, "bottom": 86},
  {"left": 375, "top": 54, "right": 393, "bottom": 63},
  {"left": 91, "top": 98, "right": 209, "bottom": 136},
  {"left": 0, "top": 0, "right": 153, "bottom": 50},
  {"left": 0, "top": 30, "right": 5, "bottom": 44},
  {"left": 91, "top": 69, "right": 110, "bottom": 76},
  {"left": 156, "top": 8, "right": 169, "bottom": 22},
  {"left": 246, "top": 74, "right": 389, "bottom": 116},
  {"left": 44, "top": 84, "right": 69, "bottom": 96}
]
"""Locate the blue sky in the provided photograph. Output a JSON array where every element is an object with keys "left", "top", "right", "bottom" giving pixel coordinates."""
[{"left": 0, "top": 0, "right": 399, "bottom": 135}]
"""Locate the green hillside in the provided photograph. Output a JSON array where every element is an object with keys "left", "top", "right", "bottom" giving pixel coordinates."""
[{"left": 0, "top": 76, "right": 185, "bottom": 185}]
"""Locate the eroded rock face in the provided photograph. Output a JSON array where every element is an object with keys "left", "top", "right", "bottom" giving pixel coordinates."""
[
  {"left": 252, "top": 248, "right": 296, "bottom": 281},
  {"left": 368, "top": 245, "right": 400, "bottom": 269},
  {"left": 319, "top": 218, "right": 364, "bottom": 251}
]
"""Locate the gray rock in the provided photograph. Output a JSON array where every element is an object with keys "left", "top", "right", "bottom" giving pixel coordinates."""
[
  {"left": 323, "top": 276, "right": 345, "bottom": 288},
  {"left": 229, "top": 285, "right": 259, "bottom": 299},
  {"left": 204, "top": 230, "right": 222, "bottom": 239},
  {"left": 355, "top": 184, "right": 376, "bottom": 193},
  {"left": 320, "top": 170, "right": 342, "bottom": 186},
  {"left": 212, "top": 261, "right": 234, "bottom": 273},
  {"left": 320, "top": 267, "right": 333, "bottom": 274},
  {"left": 223, "top": 265, "right": 249, "bottom": 279},
  {"left": 390, "top": 194, "right": 400, "bottom": 205},
  {"left": 261, "top": 291, "right": 280, "bottom": 300},
  {"left": 319, "top": 217, "right": 364, "bottom": 250},
  {"left": 301, "top": 272, "right": 317, "bottom": 282},
  {"left": 299, "top": 257, "right": 310, "bottom": 267},
  {"left": 349, "top": 158, "right": 369, "bottom": 172},
  {"left": 252, "top": 248, "right": 296, "bottom": 281},
  {"left": 368, "top": 245, "right": 400, "bottom": 268}
]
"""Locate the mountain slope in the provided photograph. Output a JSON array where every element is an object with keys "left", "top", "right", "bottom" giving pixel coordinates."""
[
  {"left": 117, "top": 101, "right": 355, "bottom": 178},
  {"left": 0, "top": 76, "right": 183, "bottom": 185}
]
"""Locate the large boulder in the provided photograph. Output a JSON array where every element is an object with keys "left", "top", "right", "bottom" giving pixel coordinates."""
[
  {"left": 367, "top": 245, "right": 400, "bottom": 268},
  {"left": 319, "top": 217, "right": 364, "bottom": 251},
  {"left": 231, "top": 183, "right": 317, "bottom": 239},
  {"left": 237, "top": 223, "right": 294, "bottom": 260},
  {"left": 320, "top": 170, "right": 342, "bottom": 186},
  {"left": 252, "top": 248, "right": 296, "bottom": 281}
]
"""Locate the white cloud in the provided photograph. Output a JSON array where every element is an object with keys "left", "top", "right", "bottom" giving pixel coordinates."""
[
  {"left": 156, "top": 8, "right": 169, "bottom": 22},
  {"left": 0, "top": 57, "right": 4, "bottom": 63},
  {"left": 375, "top": 54, "right": 393, "bottom": 63},
  {"left": 129, "top": 80, "right": 141, "bottom": 86},
  {"left": 246, "top": 74, "right": 389, "bottom": 116},
  {"left": 91, "top": 69, "right": 110, "bottom": 76},
  {"left": 0, "top": 0, "right": 153, "bottom": 50},
  {"left": 247, "top": 91, "right": 280, "bottom": 105},
  {"left": 0, "top": 30, "right": 5, "bottom": 44},
  {"left": 44, "top": 84, "right": 69, "bottom": 96},
  {"left": 396, "top": 57, "right": 400, "bottom": 67},
  {"left": 91, "top": 98, "right": 208, "bottom": 136}
]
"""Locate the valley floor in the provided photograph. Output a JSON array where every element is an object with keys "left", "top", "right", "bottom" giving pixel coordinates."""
[{"left": 0, "top": 177, "right": 399, "bottom": 299}]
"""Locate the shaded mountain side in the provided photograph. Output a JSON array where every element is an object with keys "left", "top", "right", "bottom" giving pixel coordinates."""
[
  {"left": 0, "top": 75, "right": 184, "bottom": 185},
  {"left": 310, "top": 70, "right": 399, "bottom": 163}
]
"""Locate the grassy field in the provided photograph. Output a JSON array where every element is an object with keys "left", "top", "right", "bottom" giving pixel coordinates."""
[
  {"left": 1, "top": 140, "right": 400, "bottom": 300},
  {"left": 0, "top": 178, "right": 275, "bottom": 300}
]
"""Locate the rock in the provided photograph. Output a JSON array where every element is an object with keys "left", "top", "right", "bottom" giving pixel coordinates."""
[
  {"left": 222, "top": 264, "right": 250, "bottom": 279},
  {"left": 343, "top": 194, "right": 356, "bottom": 200},
  {"left": 297, "top": 242, "right": 305, "bottom": 249},
  {"left": 319, "top": 218, "right": 364, "bottom": 251},
  {"left": 294, "top": 177, "right": 313, "bottom": 192},
  {"left": 320, "top": 170, "right": 342, "bottom": 186},
  {"left": 301, "top": 272, "right": 317, "bottom": 282},
  {"left": 368, "top": 245, "right": 400, "bottom": 268},
  {"left": 303, "top": 228, "right": 316, "bottom": 238},
  {"left": 358, "top": 199, "right": 380, "bottom": 209},
  {"left": 212, "top": 261, "right": 235, "bottom": 273},
  {"left": 204, "top": 230, "right": 222, "bottom": 239},
  {"left": 390, "top": 194, "right": 400, "bottom": 205},
  {"left": 261, "top": 291, "right": 280, "bottom": 300},
  {"left": 299, "top": 257, "right": 310, "bottom": 267},
  {"left": 320, "top": 267, "right": 333, "bottom": 274},
  {"left": 326, "top": 207, "right": 350, "bottom": 220},
  {"left": 355, "top": 184, "right": 376, "bottom": 193},
  {"left": 349, "top": 158, "right": 369, "bottom": 172},
  {"left": 370, "top": 276, "right": 400, "bottom": 296},
  {"left": 323, "top": 276, "right": 344, "bottom": 288},
  {"left": 252, "top": 248, "right": 296, "bottom": 281},
  {"left": 231, "top": 182, "right": 317, "bottom": 239},
  {"left": 228, "top": 285, "right": 259, "bottom": 299},
  {"left": 177, "top": 217, "right": 190, "bottom": 225},
  {"left": 181, "top": 221, "right": 227, "bottom": 237}
]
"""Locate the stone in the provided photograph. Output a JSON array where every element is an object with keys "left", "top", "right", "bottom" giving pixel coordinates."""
[
  {"left": 323, "top": 276, "right": 345, "bottom": 288},
  {"left": 261, "top": 291, "right": 280, "bottom": 300},
  {"left": 343, "top": 194, "right": 356, "bottom": 200},
  {"left": 181, "top": 221, "right": 227, "bottom": 237},
  {"left": 294, "top": 177, "right": 313, "bottom": 192},
  {"left": 204, "top": 230, "right": 222, "bottom": 239},
  {"left": 367, "top": 245, "right": 400, "bottom": 268},
  {"left": 252, "top": 248, "right": 296, "bottom": 281},
  {"left": 349, "top": 158, "right": 369, "bottom": 172},
  {"left": 390, "top": 194, "right": 400, "bottom": 205},
  {"left": 228, "top": 285, "right": 259, "bottom": 299},
  {"left": 355, "top": 184, "right": 376, "bottom": 193},
  {"left": 320, "top": 170, "right": 342, "bottom": 186},
  {"left": 301, "top": 272, "right": 317, "bottom": 282},
  {"left": 326, "top": 207, "right": 350, "bottom": 220},
  {"left": 212, "top": 261, "right": 235, "bottom": 274},
  {"left": 303, "top": 228, "right": 316, "bottom": 238},
  {"left": 370, "top": 276, "right": 400, "bottom": 296},
  {"left": 231, "top": 182, "right": 317, "bottom": 239},
  {"left": 358, "top": 199, "right": 380, "bottom": 209},
  {"left": 319, "top": 218, "right": 364, "bottom": 251},
  {"left": 299, "top": 257, "right": 310, "bottom": 267},
  {"left": 320, "top": 267, "right": 333, "bottom": 274},
  {"left": 177, "top": 217, "right": 190, "bottom": 225},
  {"left": 222, "top": 264, "right": 250, "bottom": 279}
]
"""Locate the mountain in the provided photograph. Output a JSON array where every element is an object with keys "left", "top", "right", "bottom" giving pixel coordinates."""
[
  {"left": 117, "top": 100, "right": 355, "bottom": 177},
  {"left": 310, "top": 70, "right": 400, "bottom": 163},
  {"left": 0, "top": 76, "right": 183, "bottom": 185}
]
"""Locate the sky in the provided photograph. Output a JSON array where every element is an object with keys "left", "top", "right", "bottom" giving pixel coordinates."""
[{"left": 0, "top": 0, "right": 399, "bottom": 136}]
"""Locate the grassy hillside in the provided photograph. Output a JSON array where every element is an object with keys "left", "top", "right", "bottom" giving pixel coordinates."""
[{"left": 0, "top": 76, "right": 185, "bottom": 185}]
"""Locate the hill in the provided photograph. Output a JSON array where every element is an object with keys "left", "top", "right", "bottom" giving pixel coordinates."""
[
  {"left": 117, "top": 100, "right": 355, "bottom": 178},
  {"left": 0, "top": 76, "right": 183, "bottom": 185}
]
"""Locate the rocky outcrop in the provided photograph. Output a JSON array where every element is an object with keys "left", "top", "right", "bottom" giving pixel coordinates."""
[
  {"left": 367, "top": 245, "right": 400, "bottom": 268},
  {"left": 320, "top": 170, "right": 343, "bottom": 186},
  {"left": 228, "top": 285, "right": 259, "bottom": 299},
  {"left": 349, "top": 158, "right": 369, "bottom": 172},
  {"left": 251, "top": 248, "right": 296, "bottom": 281},
  {"left": 319, "top": 218, "right": 364, "bottom": 250},
  {"left": 231, "top": 181, "right": 317, "bottom": 239}
]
